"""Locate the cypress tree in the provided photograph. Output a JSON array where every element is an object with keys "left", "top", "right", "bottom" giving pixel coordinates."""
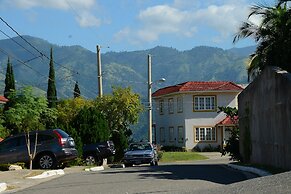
[
  {"left": 47, "top": 47, "right": 57, "bottom": 108},
  {"left": 73, "top": 81, "right": 81, "bottom": 98},
  {"left": 4, "top": 57, "right": 15, "bottom": 98}
]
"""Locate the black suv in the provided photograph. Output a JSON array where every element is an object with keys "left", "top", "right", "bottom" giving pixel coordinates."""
[
  {"left": 83, "top": 141, "right": 115, "bottom": 166},
  {"left": 0, "top": 129, "right": 78, "bottom": 169}
]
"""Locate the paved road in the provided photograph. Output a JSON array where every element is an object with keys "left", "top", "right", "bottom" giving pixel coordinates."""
[{"left": 10, "top": 162, "right": 257, "bottom": 194}]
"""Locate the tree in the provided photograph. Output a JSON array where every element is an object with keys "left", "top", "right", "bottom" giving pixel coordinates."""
[
  {"left": 73, "top": 81, "right": 81, "bottom": 98},
  {"left": 57, "top": 97, "right": 93, "bottom": 154},
  {"left": 0, "top": 116, "right": 9, "bottom": 139},
  {"left": 73, "top": 106, "right": 109, "bottom": 153},
  {"left": 218, "top": 106, "right": 241, "bottom": 161},
  {"left": 47, "top": 47, "right": 57, "bottom": 108},
  {"left": 95, "top": 87, "right": 143, "bottom": 161},
  {"left": 233, "top": 1, "right": 291, "bottom": 80},
  {"left": 4, "top": 57, "right": 16, "bottom": 110},
  {"left": 4, "top": 87, "right": 58, "bottom": 170}
]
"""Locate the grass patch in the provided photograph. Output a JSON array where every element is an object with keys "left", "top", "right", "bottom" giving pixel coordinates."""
[{"left": 159, "top": 152, "right": 208, "bottom": 163}]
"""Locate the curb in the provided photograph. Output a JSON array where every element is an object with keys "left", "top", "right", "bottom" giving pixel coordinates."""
[
  {"left": 227, "top": 164, "right": 272, "bottom": 177},
  {"left": 84, "top": 166, "right": 104, "bottom": 172},
  {"left": 27, "top": 169, "right": 65, "bottom": 179},
  {"left": 0, "top": 183, "right": 7, "bottom": 193}
]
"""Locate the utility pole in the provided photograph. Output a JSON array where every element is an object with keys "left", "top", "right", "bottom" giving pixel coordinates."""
[
  {"left": 97, "top": 45, "right": 103, "bottom": 97},
  {"left": 148, "top": 54, "right": 152, "bottom": 143}
]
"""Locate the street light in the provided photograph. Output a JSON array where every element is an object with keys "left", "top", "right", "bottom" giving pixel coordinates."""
[{"left": 148, "top": 54, "right": 165, "bottom": 143}]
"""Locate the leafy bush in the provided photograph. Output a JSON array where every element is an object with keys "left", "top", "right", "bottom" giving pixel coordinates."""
[
  {"left": 157, "top": 151, "right": 164, "bottom": 160},
  {"left": 160, "top": 146, "right": 186, "bottom": 152},
  {"left": 221, "top": 127, "right": 242, "bottom": 161},
  {"left": 193, "top": 145, "right": 220, "bottom": 152},
  {"left": 0, "top": 162, "right": 26, "bottom": 171}
]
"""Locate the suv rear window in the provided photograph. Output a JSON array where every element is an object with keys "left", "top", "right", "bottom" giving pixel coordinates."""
[{"left": 53, "top": 129, "right": 69, "bottom": 138}]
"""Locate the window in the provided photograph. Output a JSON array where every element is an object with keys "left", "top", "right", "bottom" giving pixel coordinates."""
[
  {"left": 168, "top": 98, "right": 174, "bottom": 114},
  {"left": 159, "top": 100, "right": 164, "bottom": 115},
  {"left": 194, "top": 96, "right": 216, "bottom": 111},
  {"left": 160, "top": 127, "right": 165, "bottom": 142},
  {"left": 177, "top": 97, "right": 183, "bottom": 113},
  {"left": 169, "top": 127, "right": 174, "bottom": 142},
  {"left": 195, "top": 127, "right": 216, "bottom": 141},
  {"left": 178, "top": 126, "right": 184, "bottom": 143}
]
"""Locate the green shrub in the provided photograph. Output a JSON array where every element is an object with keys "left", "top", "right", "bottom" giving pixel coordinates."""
[
  {"left": 0, "top": 162, "right": 26, "bottom": 171},
  {"left": 160, "top": 146, "right": 186, "bottom": 152},
  {"left": 157, "top": 151, "right": 164, "bottom": 160}
]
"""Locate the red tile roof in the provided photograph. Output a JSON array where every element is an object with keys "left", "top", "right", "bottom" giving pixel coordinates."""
[
  {"left": 217, "top": 116, "right": 239, "bottom": 125},
  {"left": 152, "top": 81, "right": 243, "bottom": 97},
  {"left": 0, "top": 137, "right": 3, "bottom": 142},
  {"left": 0, "top": 96, "right": 8, "bottom": 103}
]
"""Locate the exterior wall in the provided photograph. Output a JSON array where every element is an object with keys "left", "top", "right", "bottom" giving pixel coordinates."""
[
  {"left": 239, "top": 66, "right": 291, "bottom": 170},
  {"left": 154, "top": 91, "right": 240, "bottom": 150},
  {"left": 154, "top": 94, "right": 186, "bottom": 147}
]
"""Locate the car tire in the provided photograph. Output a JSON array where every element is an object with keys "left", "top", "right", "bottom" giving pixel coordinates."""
[
  {"left": 37, "top": 153, "right": 56, "bottom": 169},
  {"left": 85, "top": 155, "right": 103, "bottom": 166}
]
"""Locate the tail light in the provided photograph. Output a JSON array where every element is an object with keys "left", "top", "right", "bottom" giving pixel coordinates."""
[{"left": 53, "top": 130, "right": 66, "bottom": 146}]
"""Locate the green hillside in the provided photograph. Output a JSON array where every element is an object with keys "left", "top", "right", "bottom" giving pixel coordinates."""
[
  {"left": 0, "top": 36, "right": 254, "bottom": 140},
  {"left": 0, "top": 36, "right": 254, "bottom": 98}
]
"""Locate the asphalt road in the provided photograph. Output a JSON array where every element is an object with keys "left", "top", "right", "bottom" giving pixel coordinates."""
[{"left": 11, "top": 163, "right": 258, "bottom": 194}]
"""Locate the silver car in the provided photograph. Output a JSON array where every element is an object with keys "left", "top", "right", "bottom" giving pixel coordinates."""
[{"left": 123, "top": 142, "right": 158, "bottom": 167}]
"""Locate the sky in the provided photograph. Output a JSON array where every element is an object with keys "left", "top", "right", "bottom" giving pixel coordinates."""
[{"left": 0, "top": 0, "right": 277, "bottom": 53}]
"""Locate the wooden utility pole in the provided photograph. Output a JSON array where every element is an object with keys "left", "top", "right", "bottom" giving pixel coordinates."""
[
  {"left": 97, "top": 45, "right": 103, "bottom": 97},
  {"left": 148, "top": 54, "right": 152, "bottom": 143}
]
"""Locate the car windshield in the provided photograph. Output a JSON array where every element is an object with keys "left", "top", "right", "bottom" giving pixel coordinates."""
[{"left": 129, "top": 143, "right": 152, "bottom": 151}]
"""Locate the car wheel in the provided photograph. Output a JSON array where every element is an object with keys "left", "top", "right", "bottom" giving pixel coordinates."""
[
  {"left": 37, "top": 153, "right": 56, "bottom": 169},
  {"left": 85, "top": 155, "right": 103, "bottom": 166},
  {"left": 85, "top": 155, "right": 96, "bottom": 166}
]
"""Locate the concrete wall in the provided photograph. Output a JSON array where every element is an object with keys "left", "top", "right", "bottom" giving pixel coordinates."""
[{"left": 239, "top": 66, "right": 291, "bottom": 170}]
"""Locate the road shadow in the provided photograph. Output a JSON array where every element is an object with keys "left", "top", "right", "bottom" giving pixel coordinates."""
[{"left": 102, "top": 164, "right": 256, "bottom": 185}]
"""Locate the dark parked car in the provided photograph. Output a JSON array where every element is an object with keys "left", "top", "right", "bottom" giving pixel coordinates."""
[
  {"left": 0, "top": 129, "right": 78, "bottom": 169},
  {"left": 83, "top": 141, "right": 115, "bottom": 166},
  {"left": 123, "top": 142, "right": 158, "bottom": 167}
]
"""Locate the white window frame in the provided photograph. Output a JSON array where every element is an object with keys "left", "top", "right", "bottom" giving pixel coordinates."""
[
  {"left": 169, "top": 127, "right": 174, "bottom": 142},
  {"left": 159, "top": 100, "right": 164, "bottom": 115},
  {"left": 195, "top": 127, "right": 216, "bottom": 142},
  {"left": 177, "top": 96, "right": 183, "bottom": 113},
  {"left": 194, "top": 96, "right": 216, "bottom": 111},
  {"left": 177, "top": 126, "right": 184, "bottom": 143},
  {"left": 168, "top": 98, "right": 174, "bottom": 114}
]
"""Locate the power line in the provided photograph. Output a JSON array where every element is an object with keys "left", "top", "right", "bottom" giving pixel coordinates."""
[
  {"left": 0, "top": 16, "right": 79, "bottom": 77},
  {"left": 0, "top": 17, "right": 45, "bottom": 57},
  {"left": 0, "top": 16, "right": 101, "bottom": 98},
  {"left": 0, "top": 47, "right": 92, "bottom": 99},
  {"left": 0, "top": 29, "right": 40, "bottom": 59}
]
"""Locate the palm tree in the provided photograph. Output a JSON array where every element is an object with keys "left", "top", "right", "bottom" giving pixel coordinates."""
[{"left": 233, "top": 1, "right": 291, "bottom": 81}]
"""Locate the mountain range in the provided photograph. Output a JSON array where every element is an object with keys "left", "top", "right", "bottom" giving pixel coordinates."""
[{"left": 0, "top": 36, "right": 255, "bottom": 99}]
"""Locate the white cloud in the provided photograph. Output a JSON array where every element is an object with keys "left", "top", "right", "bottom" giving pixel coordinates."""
[
  {"left": 114, "top": 0, "right": 251, "bottom": 46},
  {"left": 137, "top": 5, "right": 189, "bottom": 41},
  {"left": 3, "top": 0, "right": 100, "bottom": 27},
  {"left": 5, "top": 0, "right": 95, "bottom": 10},
  {"left": 75, "top": 11, "right": 101, "bottom": 28}
]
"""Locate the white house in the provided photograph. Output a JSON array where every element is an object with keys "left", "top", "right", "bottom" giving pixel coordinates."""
[{"left": 152, "top": 81, "right": 243, "bottom": 151}]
